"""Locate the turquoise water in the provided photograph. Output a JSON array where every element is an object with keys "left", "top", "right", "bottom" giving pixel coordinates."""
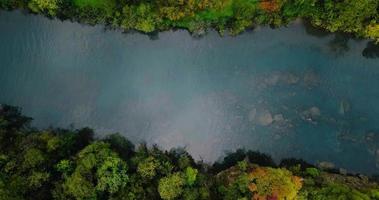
[{"left": 0, "top": 11, "right": 379, "bottom": 174}]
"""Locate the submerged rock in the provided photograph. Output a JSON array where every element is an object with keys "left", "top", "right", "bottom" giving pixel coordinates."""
[
  {"left": 248, "top": 108, "right": 257, "bottom": 122},
  {"left": 263, "top": 72, "right": 299, "bottom": 87},
  {"left": 273, "top": 114, "right": 284, "bottom": 122},
  {"left": 282, "top": 72, "right": 300, "bottom": 85},
  {"left": 264, "top": 73, "right": 281, "bottom": 86},
  {"left": 303, "top": 70, "right": 320, "bottom": 88},
  {"left": 364, "top": 132, "right": 379, "bottom": 153},
  {"left": 301, "top": 106, "right": 321, "bottom": 123},
  {"left": 248, "top": 107, "right": 274, "bottom": 126},
  {"left": 337, "top": 130, "right": 360, "bottom": 143},
  {"left": 273, "top": 134, "right": 281, "bottom": 140},
  {"left": 339, "top": 99, "right": 351, "bottom": 115},
  {"left": 257, "top": 110, "right": 273, "bottom": 126},
  {"left": 365, "top": 132, "right": 376, "bottom": 142},
  {"left": 309, "top": 107, "right": 321, "bottom": 116}
]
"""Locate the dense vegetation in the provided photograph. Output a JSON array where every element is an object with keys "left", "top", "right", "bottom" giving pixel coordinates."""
[
  {"left": 0, "top": 0, "right": 378, "bottom": 41},
  {"left": 1, "top": 104, "right": 379, "bottom": 200}
]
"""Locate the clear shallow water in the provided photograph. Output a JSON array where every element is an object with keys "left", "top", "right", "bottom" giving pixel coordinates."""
[{"left": 1, "top": 11, "right": 379, "bottom": 174}]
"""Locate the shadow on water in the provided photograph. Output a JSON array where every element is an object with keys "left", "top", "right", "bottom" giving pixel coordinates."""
[
  {"left": 328, "top": 34, "right": 350, "bottom": 57},
  {"left": 303, "top": 20, "right": 378, "bottom": 59},
  {"left": 362, "top": 42, "right": 379, "bottom": 59}
]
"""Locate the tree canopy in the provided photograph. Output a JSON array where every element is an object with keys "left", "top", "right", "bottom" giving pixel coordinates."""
[
  {"left": 0, "top": 0, "right": 378, "bottom": 41},
  {"left": 0, "top": 104, "right": 378, "bottom": 199}
]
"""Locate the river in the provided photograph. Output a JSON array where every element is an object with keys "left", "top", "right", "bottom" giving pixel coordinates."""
[{"left": 0, "top": 10, "right": 378, "bottom": 174}]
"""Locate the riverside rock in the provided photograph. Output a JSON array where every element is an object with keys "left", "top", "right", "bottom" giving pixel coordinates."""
[{"left": 318, "top": 161, "right": 335, "bottom": 170}]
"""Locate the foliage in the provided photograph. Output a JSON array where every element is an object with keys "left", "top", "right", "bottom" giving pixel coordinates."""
[
  {"left": 305, "top": 167, "right": 320, "bottom": 178},
  {"left": 219, "top": 171, "right": 252, "bottom": 200},
  {"left": 28, "top": 0, "right": 58, "bottom": 16},
  {"left": 1, "top": 0, "right": 378, "bottom": 41},
  {"left": 185, "top": 166, "right": 198, "bottom": 186},
  {"left": 248, "top": 167, "right": 302, "bottom": 200},
  {"left": 212, "top": 149, "right": 276, "bottom": 173},
  {"left": 158, "top": 172, "right": 185, "bottom": 200},
  {"left": 366, "top": 23, "right": 379, "bottom": 43},
  {"left": 62, "top": 142, "right": 129, "bottom": 199},
  {"left": 299, "top": 183, "right": 375, "bottom": 200},
  {"left": 137, "top": 156, "right": 159, "bottom": 179},
  {"left": 103, "top": 133, "right": 134, "bottom": 160},
  {"left": 0, "top": 104, "right": 378, "bottom": 200}
]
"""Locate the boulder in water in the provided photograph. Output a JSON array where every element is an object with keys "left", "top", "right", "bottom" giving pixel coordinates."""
[
  {"left": 309, "top": 107, "right": 321, "bottom": 116},
  {"left": 283, "top": 73, "right": 299, "bottom": 85},
  {"left": 257, "top": 110, "right": 273, "bottom": 126},
  {"left": 301, "top": 106, "right": 321, "bottom": 122}
]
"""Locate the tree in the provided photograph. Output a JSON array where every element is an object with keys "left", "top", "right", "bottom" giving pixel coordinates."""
[
  {"left": 137, "top": 156, "right": 159, "bottom": 179},
  {"left": 28, "top": 0, "right": 59, "bottom": 16},
  {"left": 158, "top": 173, "right": 185, "bottom": 200},
  {"left": 366, "top": 23, "right": 379, "bottom": 43},
  {"left": 62, "top": 142, "right": 129, "bottom": 199},
  {"left": 135, "top": 3, "right": 158, "bottom": 33},
  {"left": 103, "top": 133, "right": 135, "bottom": 160},
  {"left": 248, "top": 167, "right": 302, "bottom": 200},
  {"left": 312, "top": 0, "right": 378, "bottom": 34},
  {"left": 0, "top": 105, "right": 31, "bottom": 152},
  {"left": 184, "top": 167, "right": 198, "bottom": 186}
]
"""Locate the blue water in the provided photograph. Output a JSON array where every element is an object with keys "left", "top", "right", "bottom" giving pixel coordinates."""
[{"left": 0, "top": 11, "right": 378, "bottom": 174}]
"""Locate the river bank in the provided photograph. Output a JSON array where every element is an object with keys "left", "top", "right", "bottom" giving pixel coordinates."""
[
  {"left": 1, "top": 0, "right": 378, "bottom": 41},
  {"left": 0, "top": 104, "right": 378, "bottom": 199}
]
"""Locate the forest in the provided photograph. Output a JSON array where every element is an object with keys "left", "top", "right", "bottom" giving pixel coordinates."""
[
  {"left": 1, "top": 104, "right": 379, "bottom": 199},
  {"left": 0, "top": 0, "right": 378, "bottom": 42}
]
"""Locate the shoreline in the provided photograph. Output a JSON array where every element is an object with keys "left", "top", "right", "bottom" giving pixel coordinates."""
[{"left": 1, "top": 0, "right": 378, "bottom": 41}]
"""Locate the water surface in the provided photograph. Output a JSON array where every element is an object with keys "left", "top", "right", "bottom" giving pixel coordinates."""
[{"left": 1, "top": 11, "right": 379, "bottom": 174}]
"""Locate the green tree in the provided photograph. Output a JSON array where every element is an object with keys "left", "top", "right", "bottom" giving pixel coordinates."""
[
  {"left": 62, "top": 142, "right": 129, "bottom": 199},
  {"left": 28, "top": 0, "right": 59, "bottom": 16},
  {"left": 137, "top": 156, "right": 159, "bottom": 179},
  {"left": 184, "top": 167, "right": 198, "bottom": 186},
  {"left": 158, "top": 173, "right": 185, "bottom": 200}
]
